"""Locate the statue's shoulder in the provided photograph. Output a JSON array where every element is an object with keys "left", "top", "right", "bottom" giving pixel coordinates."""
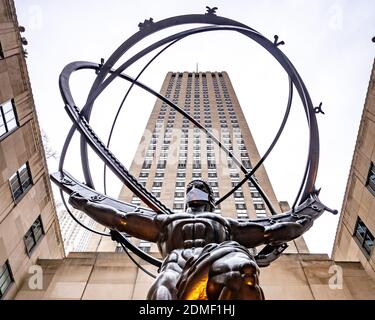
[
  {"left": 155, "top": 212, "right": 192, "bottom": 225},
  {"left": 198, "top": 212, "right": 232, "bottom": 225}
]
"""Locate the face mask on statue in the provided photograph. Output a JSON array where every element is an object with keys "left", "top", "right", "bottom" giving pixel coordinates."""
[
  {"left": 186, "top": 187, "right": 210, "bottom": 203},
  {"left": 185, "top": 185, "right": 215, "bottom": 212}
]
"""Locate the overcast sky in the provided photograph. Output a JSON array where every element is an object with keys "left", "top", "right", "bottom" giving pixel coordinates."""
[{"left": 15, "top": 0, "right": 375, "bottom": 255}]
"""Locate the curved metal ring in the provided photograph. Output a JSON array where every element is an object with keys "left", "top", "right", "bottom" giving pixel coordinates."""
[
  {"left": 56, "top": 12, "right": 320, "bottom": 268},
  {"left": 65, "top": 24, "right": 318, "bottom": 211},
  {"left": 73, "top": 14, "right": 318, "bottom": 210}
]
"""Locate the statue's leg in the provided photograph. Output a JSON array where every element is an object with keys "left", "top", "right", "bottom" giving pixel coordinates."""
[
  {"left": 147, "top": 263, "right": 181, "bottom": 300},
  {"left": 206, "top": 250, "right": 264, "bottom": 300}
]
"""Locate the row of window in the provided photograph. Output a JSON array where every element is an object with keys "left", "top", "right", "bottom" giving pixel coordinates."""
[
  {"left": 350, "top": 163, "right": 375, "bottom": 258},
  {"left": 165, "top": 76, "right": 229, "bottom": 99},
  {"left": 159, "top": 122, "right": 221, "bottom": 130},
  {"left": 1, "top": 86, "right": 40, "bottom": 298},
  {"left": 117, "top": 239, "right": 151, "bottom": 253},
  {"left": 170, "top": 72, "right": 224, "bottom": 79}
]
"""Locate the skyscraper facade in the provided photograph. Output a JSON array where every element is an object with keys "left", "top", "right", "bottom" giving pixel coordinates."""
[
  {"left": 332, "top": 60, "right": 375, "bottom": 279},
  {"left": 91, "top": 71, "right": 307, "bottom": 254},
  {"left": 56, "top": 204, "right": 98, "bottom": 254},
  {"left": 0, "top": 0, "right": 64, "bottom": 299}
]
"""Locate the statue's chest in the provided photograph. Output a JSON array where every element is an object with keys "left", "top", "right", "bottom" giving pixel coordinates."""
[{"left": 168, "top": 218, "right": 227, "bottom": 248}]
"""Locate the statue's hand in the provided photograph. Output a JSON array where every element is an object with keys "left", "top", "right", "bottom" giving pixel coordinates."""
[
  {"left": 293, "top": 193, "right": 338, "bottom": 221},
  {"left": 69, "top": 192, "right": 89, "bottom": 210}
]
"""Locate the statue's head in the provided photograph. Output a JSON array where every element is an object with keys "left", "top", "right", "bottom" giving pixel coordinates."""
[{"left": 185, "top": 179, "right": 215, "bottom": 212}]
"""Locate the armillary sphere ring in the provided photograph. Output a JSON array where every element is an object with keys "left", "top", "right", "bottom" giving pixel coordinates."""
[{"left": 55, "top": 9, "right": 320, "bottom": 269}]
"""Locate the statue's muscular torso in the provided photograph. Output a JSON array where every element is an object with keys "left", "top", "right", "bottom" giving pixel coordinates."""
[{"left": 156, "top": 212, "right": 232, "bottom": 258}]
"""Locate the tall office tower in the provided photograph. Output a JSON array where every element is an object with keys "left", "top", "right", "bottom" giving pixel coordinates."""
[
  {"left": 332, "top": 60, "right": 375, "bottom": 278},
  {"left": 56, "top": 204, "right": 98, "bottom": 254},
  {"left": 95, "top": 71, "right": 308, "bottom": 254},
  {"left": 0, "top": 0, "right": 64, "bottom": 299}
]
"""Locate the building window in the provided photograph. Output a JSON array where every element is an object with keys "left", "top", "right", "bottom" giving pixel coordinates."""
[
  {"left": 0, "top": 99, "right": 18, "bottom": 139},
  {"left": 235, "top": 203, "right": 247, "bottom": 210},
  {"left": 230, "top": 172, "right": 239, "bottom": 179},
  {"left": 24, "top": 216, "right": 44, "bottom": 255},
  {"left": 354, "top": 217, "right": 374, "bottom": 256},
  {"left": 173, "top": 203, "right": 184, "bottom": 210},
  {"left": 209, "top": 181, "right": 218, "bottom": 187},
  {"left": 157, "top": 161, "right": 166, "bottom": 169},
  {"left": 131, "top": 196, "right": 141, "bottom": 205},
  {"left": 237, "top": 213, "right": 248, "bottom": 219},
  {"left": 152, "top": 182, "right": 163, "bottom": 188},
  {"left": 9, "top": 162, "right": 33, "bottom": 202},
  {"left": 175, "top": 192, "right": 184, "bottom": 198},
  {"left": 139, "top": 240, "right": 151, "bottom": 253},
  {"left": 234, "top": 192, "right": 244, "bottom": 198},
  {"left": 366, "top": 163, "right": 375, "bottom": 196},
  {"left": 0, "top": 261, "right": 13, "bottom": 299},
  {"left": 178, "top": 161, "right": 186, "bottom": 169},
  {"left": 192, "top": 172, "right": 201, "bottom": 178},
  {"left": 0, "top": 41, "right": 4, "bottom": 59},
  {"left": 256, "top": 211, "right": 267, "bottom": 218},
  {"left": 242, "top": 160, "right": 252, "bottom": 169},
  {"left": 193, "top": 161, "right": 201, "bottom": 169},
  {"left": 142, "top": 161, "right": 152, "bottom": 169},
  {"left": 254, "top": 203, "right": 265, "bottom": 210},
  {"left": 251, "top": 192, "right": 261, "bottom": 198},
  {"left": 208, "top": 160, "right": 216, "bottom": 169},
  {"left": 152, "top": 191, "right": 161, "bottom": 198}
]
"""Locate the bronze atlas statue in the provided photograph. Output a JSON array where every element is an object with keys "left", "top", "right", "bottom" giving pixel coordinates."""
[{"left": 51, "top": 7, "right": 337, "bottom": 300}]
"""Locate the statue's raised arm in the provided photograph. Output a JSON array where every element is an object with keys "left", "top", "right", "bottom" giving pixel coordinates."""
[
  {"left": 229, "top": 191, "right": 338, "bottom": 248},
  {"left": 51, "top": 171, "right": 164, "bottom": 243},
  {"left": 68, "top": 192, "right": 162, "bottom": 242}
]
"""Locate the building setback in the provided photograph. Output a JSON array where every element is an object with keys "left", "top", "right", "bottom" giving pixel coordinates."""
[
  {"left": 0, "top": 0, "right": 64, "bottom": 299},
  {"left": 332, "top": 60, "right": 375, "bottom": 278}
]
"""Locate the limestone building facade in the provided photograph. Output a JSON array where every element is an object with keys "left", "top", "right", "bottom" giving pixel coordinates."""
[
  {"left": 0, "top": 0, "right": 64, "bottom": 300},
  {"left": 332, "top": 60, "right": 375, "bottom": 279}
]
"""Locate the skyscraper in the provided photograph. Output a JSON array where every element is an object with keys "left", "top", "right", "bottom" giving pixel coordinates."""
[
  {"left": 0, "top": 0, "right": 64, "bottom": 300},
  {"left": 94, "top": 71, "right": 308, "bottom": 254},
  {"left": 56, "top": 204, "right": 98, "bottom": 253},
  {"left": 332, "top": 60, "right": 375, "bottom": 279}
]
